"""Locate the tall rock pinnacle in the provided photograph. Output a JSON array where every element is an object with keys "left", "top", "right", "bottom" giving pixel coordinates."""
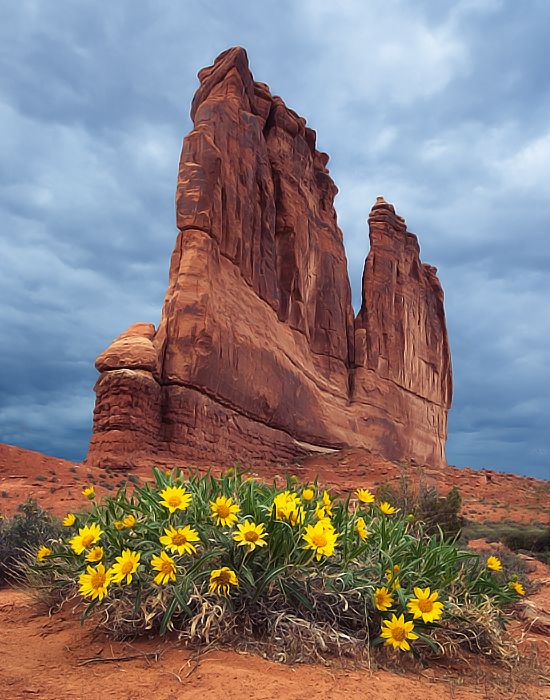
[{"left": 86, "top": 47, "right": 452, "bottom": 471}]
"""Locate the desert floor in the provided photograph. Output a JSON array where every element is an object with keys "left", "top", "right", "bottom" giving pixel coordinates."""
[{"left": 1, "top": 442, "right": 550, "bottom": 699}]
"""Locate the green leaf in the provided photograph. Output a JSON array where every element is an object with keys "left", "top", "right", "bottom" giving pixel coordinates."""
[
  {"left": 173, "top": 584, "right": 192, "bottom": 616},
  {"left": 159, "top": 595, "right": 179, "bottom": 635},
  {"left": 280, "top": 579, "right": 314, "bottom": 612},
  {"left": 252, "top": 564, "right": 289, "bottom": 602},
  {"left": 414, "top": 630, "right": 439, "bottom": 654},
  {"left": 80, "top": 598, "right": 100, "bottom": 626}
]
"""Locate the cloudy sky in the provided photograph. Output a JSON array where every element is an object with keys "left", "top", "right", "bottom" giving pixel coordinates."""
[{"left": 1, "top": 0, "right": 548, "bottom": 480}]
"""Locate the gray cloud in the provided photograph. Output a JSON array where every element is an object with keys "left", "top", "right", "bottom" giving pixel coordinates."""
[{"left": 0, "top": 0, "right": 548, "bottom": 479}]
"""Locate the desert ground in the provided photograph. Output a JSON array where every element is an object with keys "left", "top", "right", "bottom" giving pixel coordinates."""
[{"left": 1, "top": 442, "right": 550, "bottom": 699}]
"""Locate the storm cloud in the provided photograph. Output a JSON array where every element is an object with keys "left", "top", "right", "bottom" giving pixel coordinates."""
[{"left": 1, "top": 0, "right": 548, "bottom": 479}]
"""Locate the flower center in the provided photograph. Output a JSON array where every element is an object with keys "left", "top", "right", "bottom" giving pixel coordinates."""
[
  {"left": 418, "top": 599, "right": 433, "bottom": 613},
  {"left": 82, "top": 534, "right": 95, "bottom": 548},
  {"left": 90, "top": 571, "right": 106, "bottom": 589},
  {"left": 312, "top": 533, "right": 328, "bottom": 548},
  {"left": 161, "top": 561, "right": 174, "bottom": 574},
  {"left": 216, "top": 504, "right": 231, "bottom": 518},
  {"left": 168, "top": 495, "right": 182, "bottom": 508},
  {"left": 172, "top": 532, "right": 187, "bottom": 546},
  {"left": 392, "top": 626, "right": 405, "bottom": 642},
  {"left": 244, "top": 531, "right": 259, "bottom": 543},
  {"left": 121, "top": 561, "right": 134, "bottom": 575},
  {"left": 215, "top": 570, "right": 231, "bottom": 586}
]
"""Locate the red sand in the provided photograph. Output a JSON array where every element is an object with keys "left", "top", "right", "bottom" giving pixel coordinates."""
[{"left": 1, "top": 442, "right": 549, "bottom": 699}]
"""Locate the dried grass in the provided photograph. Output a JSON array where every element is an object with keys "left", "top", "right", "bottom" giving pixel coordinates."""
[{"left": 80, "top": 582, "right": 545, "bottom": 678}]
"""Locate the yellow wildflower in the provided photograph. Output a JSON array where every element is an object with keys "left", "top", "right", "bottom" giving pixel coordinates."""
[
  {"left": 114, "top": 521, "right": 125, "bottom": 530},
  {"left": 357, "top": 516, "right": 368, "bottom": 541},
  {"left": 381, "top": 613, "right": 418, "bottom": 651},
  {"left": 356, "top": 488, "right": 375, "bottom": 504},
  {"left": 85, "top": 546, "right": 104, "bottom": 563},
  {"left": 314, "top": 503, "right": 332, "bottom": 529},
  {"left": 385, "top": 564, "right": 400, "bottom": 587},
  {"left": 380, "top": 502, "right": 395, "bottom": 515},
  {"left": 82, "top": 486, "right": 95, "bottom": 499},
  {"left": 234, "top": 521, "right": 268, "bottom": 551},
  {"left": 289, "top": 506, "right": 305, "bottom": 526},
  {"left": 302, "top": 521, "right": 338, "bottom": 560},
  {"left": 69, "top": 523, "right": 102, "bottom": 555},
  {"left": 407, "top": 587, "right": 444, "bottom": 623},
  {"left": 123, "top": 514, "right": 136, "bottom": 528},
  {"left": 111, "top": 549, "right": 141, "bottom": 584},
  {"left": 62, "top": 513, "right": 76, "bottom": 527},
  {"left": 374, "top": 586, "right": 394, "bottom": 611},
  {"left": 322, "top": 490, "right": 333, "bottom": 516},
  {"left": 271, "top": 491, "right": 301, "bottom": 520},
  {"left": 151, "top": 551, "right": 176, "bottom": 585},
  {"left": 302, "top": 488, "right": 315, "bottom": 501},
  {"left": 159, "top": 525, "right": 200, "bottom": 555},
  {"left": 37, "top": 546, "right": 51, "bottom": 561},
  {"left": 511, "top": 581, "right": 525, "bottom": 596},
  {"left": 209, "top": 567, "right": 238, "bottom": 596},
  {"left": 78, "top": 562, "right": 112, "bottom": 600},
  {"left": 210, "top": 495, "right": 240, "bottom": 527},
  {"left": 487, "top": 556, "right": 502, "bottom": 571},
  {"left": 159, "top": 485, "right": 192, "bottom": 514}
]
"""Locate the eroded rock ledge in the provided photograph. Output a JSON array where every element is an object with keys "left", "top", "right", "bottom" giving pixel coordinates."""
[{"left": 85, "top": 47, "right": 452, "bottom": 471}]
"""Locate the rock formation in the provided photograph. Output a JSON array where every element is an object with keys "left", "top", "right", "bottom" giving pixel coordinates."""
[{"left": 85, "top": 47, "right": 452, "bottom": 471}]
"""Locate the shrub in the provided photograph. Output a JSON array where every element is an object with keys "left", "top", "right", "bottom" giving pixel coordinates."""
[
  {"left": 376, "top": 472, "right": 464, "bottom": 540},
  {"left": 461, "top": 520, "right": 550, "bottom": 569},
  {"left": 501, "top": 526, "right": 550, "bottom": 554},
  {"left": 27, "top": 468, "right": 521, "bottom": 663},
  {"left": 0, "top": 498, "right": 62, "bottom": 585}
]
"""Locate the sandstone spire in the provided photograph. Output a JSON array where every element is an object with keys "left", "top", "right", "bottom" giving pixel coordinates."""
[{"left": 86, "top": 48, "right": 452, "bottom": 471}]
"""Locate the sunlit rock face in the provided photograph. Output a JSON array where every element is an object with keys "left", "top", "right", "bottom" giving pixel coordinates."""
[{"left": 85, "top": 47, "right": 452, "bottom": 471}]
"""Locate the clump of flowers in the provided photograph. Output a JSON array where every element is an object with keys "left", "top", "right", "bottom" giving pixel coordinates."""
[{"left": 28, "top": 467, "right": 523, "bottom": 662}]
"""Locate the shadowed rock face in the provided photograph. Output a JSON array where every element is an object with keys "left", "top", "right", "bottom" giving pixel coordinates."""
[{"left": 86, "top": 47, "right": 452, "bottom": 471}]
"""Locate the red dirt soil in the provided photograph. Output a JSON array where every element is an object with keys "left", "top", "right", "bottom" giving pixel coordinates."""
[{"left": 1, "top": 442, "right": 550, "bottom": 699}]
